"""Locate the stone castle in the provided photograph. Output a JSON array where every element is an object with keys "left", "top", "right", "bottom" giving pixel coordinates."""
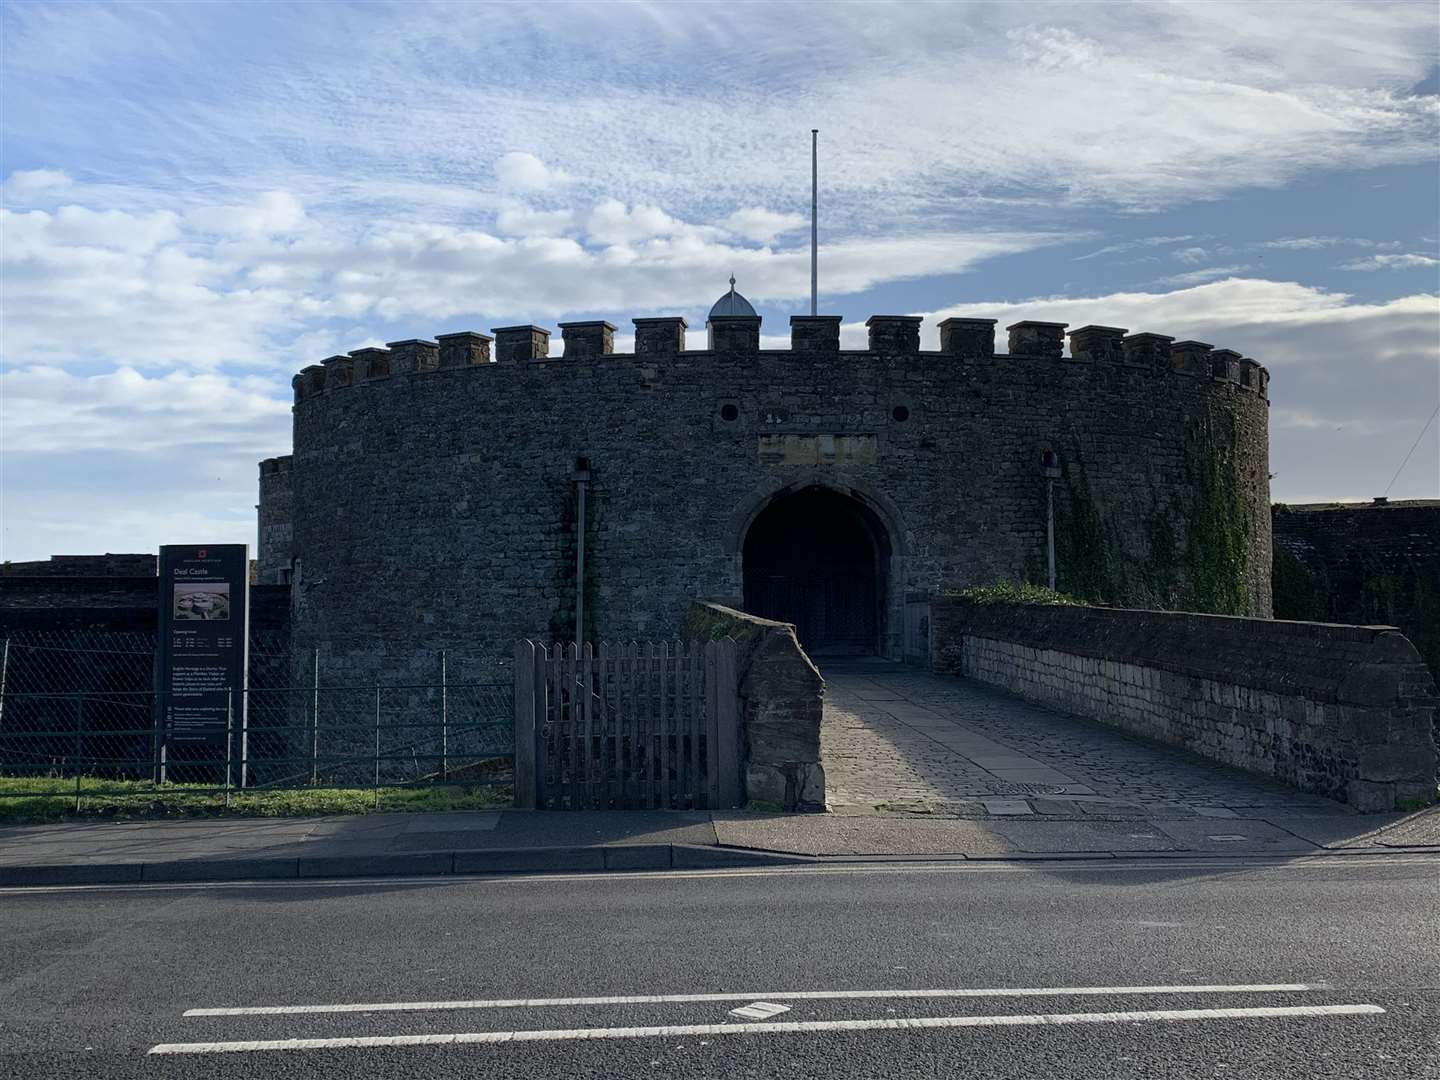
[{"left": 258, "top": 282, "right": 1272, "bottom": 682}]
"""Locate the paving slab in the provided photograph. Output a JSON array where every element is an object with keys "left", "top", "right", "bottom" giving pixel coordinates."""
[
  {"left": 1263, "top": 809, "right": 1440, "bottom": 849},
  {"left": 1153, "top": 819, "right": 1319, "bottom": 854},
  {"left": 711, "top": 814, "right": 1019, "bottom": 857},
  {"left": 990, "top": 819, "right": 1183, "bottom": 853}
]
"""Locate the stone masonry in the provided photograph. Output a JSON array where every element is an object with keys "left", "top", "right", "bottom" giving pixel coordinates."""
[
  {"left": 261, "top": 298, "right": 1272, "bottom": 689},
  {"left": 930, "top": 599, "right": 1438, "bottom": 811}
]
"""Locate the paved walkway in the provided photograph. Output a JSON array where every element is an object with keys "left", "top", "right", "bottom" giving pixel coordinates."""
[{"left": 820, "top": 661, "right": 1353, "bottom": 818}]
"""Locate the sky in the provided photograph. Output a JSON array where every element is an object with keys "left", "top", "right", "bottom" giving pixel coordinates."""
[{"left": 1, "top": 0, "right": 1437, "bottom": 562}]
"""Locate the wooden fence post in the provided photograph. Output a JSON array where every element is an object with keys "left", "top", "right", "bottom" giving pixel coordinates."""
[
  {"left": 715, "top": 638, "right": 741, "bottom": 808},
  {"left": 513, "top": 640, "right": 537, "bottom": 809}
]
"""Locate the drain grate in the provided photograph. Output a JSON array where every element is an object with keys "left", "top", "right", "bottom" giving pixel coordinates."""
[{"left": 972, "top": 782, "right": 1070, "bottom": 796}]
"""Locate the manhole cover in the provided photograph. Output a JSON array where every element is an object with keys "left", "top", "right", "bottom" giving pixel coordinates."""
[{"left": 975, "top": 782, "right": 1069, "bottom": 796}]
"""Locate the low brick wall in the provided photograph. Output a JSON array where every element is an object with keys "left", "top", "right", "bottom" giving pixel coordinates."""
[
  {"left": 930, "top": 600, "right": 1438, "bottom": 811},
  {"left": 683, "top": 601, "right": 825, "bottom": 811}
]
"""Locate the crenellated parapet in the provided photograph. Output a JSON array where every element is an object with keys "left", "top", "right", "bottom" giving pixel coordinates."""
[{"left": 287, "top": 312, "right": 1270, "bottom": 404}]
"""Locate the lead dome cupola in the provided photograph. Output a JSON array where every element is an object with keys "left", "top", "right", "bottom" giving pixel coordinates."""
[{"left": 709, "top": 276, "right": 756, "bottom": 318}]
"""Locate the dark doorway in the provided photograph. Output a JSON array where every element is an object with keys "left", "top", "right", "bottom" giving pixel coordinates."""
[{"left": 742, "top": 487, "right": 890, "bottom": 656}]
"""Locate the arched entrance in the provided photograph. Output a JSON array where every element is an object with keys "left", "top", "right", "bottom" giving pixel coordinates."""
[{"left": 742, "top": 486, "right": 891, "bottom": 656}]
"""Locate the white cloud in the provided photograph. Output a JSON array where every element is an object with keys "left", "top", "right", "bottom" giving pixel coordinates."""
[
  {"left": 1, "top": 168, "right": 73, "bottom": 201},
  {"left": 494, "top": 202, "right": 576, "bottom": 238},
  {"left": 494, "top": 152, "right": 572, "bottom": 192},
  {"left": 0, "top": 184, "right": 1065, "bottom": 368},
  {"left": 0, "top": 365, "right": 289, "bottom": 454},
  {"left": 722, "top": 207, "right": 806, "bottom": 245},
  {"left": 187, "top": 191, "right": 306, "bottom": 237},
  {"left": 1158, "top": 265, "right": 1252, "bottom": 287},
  {"left": 1339, "top": 252, "right": 1439, "bottom": 272}
]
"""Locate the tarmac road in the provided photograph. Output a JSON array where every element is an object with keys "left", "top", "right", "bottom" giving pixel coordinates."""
[{"left": 1, "top": 855, "right": 1436, "bottom": 1078}]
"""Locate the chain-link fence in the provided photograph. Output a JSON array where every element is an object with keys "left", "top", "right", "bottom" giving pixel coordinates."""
[{"left": 0, "top": 630, "right": 514, "bottom": 803}]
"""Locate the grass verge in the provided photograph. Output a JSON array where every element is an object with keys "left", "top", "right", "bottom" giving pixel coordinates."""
[{"left": 0, "top": 776, "right": 511, "bottom": 825}]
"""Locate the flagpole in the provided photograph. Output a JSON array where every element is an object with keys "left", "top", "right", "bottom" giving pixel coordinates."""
[{"left": 810, "top": 128, "right": 818, "bottom": 317}]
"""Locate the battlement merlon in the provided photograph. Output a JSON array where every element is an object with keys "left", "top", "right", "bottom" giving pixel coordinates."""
[
  {"left": 1068, "top": 325, "right": 1128, "bottom": 364},
  {"left": 633, "top": 317, "right": 688, "bottom": 355},
  {"left": 286, "top": 316, "right": 1271, "bottom": 402},
  {"left": 1007, "top": 321, "right": 1067, "bottom": 359},
  {"left": 259, "top": 454, "right": 293, "bottom": 476},
  {"left": 492, "top": 325, "right": 551, "bottom": 364},
  {"left": 866, "top": 316, "right": 922, "bottom": 355},
  {"left": 559, "top": 321, "right": 616, "bottom": 358}
]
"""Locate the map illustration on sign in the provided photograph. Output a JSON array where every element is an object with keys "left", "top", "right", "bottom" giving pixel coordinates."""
[{"left": 173, "top": 581, "right": 231, "bottom": 621}]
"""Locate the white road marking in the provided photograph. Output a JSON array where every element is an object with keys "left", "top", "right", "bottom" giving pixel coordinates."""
[
  {"left": 184, "top": 983, "right": 1327, "bottom": 1017},
  {"left": 149, "top": 1004, "right": 1385, "bottom": 1054},
  {"left": 729, "top": 1002, "right": 792, "bottom": 1020}
]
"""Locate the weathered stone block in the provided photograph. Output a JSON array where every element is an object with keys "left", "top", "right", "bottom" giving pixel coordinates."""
[
  {"left": 707, "top": 315, "right": 760, "bottom": 353},
  {"left": 492, "top": 325, "right": 551, "bottom": 363},
  {"left": 1006, "top": 321, "right": 1067, "bottom": 358},
  {"left": 866, "top": 315, "right": 922, "bottom": 354},
  {"left": 938, "top": 317, "right": 997, "bottom": 359},
  {"left": 633, "top": 317, "right": 687, "bottom": 355},
  {"left": 436, "top": 331, "right": 492, "bottom": 367},
  {"left": 1068, "top": 325, "right": 1128, "bottom": 364},
  {"left": 790, "top": 315, "right": 842, "bottom": 353},
  {"left": 387, "top": 339, "right": 439, "bottom": 374},
  {"left": 559, "top": 320, "right": 616, "bottom": 358},
  {"left": 1170, "top": 340, "right": 1213, "bottom": 378},
  {"left": 349, "top": 347, "right": 391, "bottom": 380},
  {"left": 1122, "top": 333, "right": 1174, "bottom": 371}
]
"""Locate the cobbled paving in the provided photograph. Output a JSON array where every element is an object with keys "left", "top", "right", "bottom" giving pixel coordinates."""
[{"left": 820, "top": 662, "right": 1352, "bottom": 819}]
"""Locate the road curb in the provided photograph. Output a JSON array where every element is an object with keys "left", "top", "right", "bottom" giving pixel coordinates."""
[
  {"left": 0, "top": 843, "right": 810, "bottom": 887},
  {"left": 0, "top": 841, "right": 1433, "bottom": 888}
]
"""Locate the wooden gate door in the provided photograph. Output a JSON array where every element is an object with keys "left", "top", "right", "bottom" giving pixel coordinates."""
[{"left": 512, "top": 639, "right": 741, "bottom": 810}]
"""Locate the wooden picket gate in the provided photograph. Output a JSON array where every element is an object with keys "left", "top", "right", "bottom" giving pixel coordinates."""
[{"left": 512, "top": 639, "right": 742, "bottom": 810}]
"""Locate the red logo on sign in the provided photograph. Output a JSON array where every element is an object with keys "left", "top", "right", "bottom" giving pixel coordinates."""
[{"left": 197, "top": 549, "right": 207, "bottom": 558}]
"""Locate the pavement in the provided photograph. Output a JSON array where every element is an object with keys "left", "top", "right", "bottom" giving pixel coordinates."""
[
  {"left": 1, "top": 660, "right": 1435, "bottom": 885},
  {"left": 1, "top": 854, "right": 1436, "bottom": 1078}
]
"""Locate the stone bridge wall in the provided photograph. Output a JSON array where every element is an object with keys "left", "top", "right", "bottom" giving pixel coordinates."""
[
  {"left": 930, "top": 600, "right": 1437, "bottom": 811},
  {"left": 683, "top": 601, "right": 825, "bottom": 811}
]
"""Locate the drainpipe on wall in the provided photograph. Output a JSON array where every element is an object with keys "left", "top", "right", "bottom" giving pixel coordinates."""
[
  {"left": 572, "top": 457, "right": 592, "bottom": 645},
  {"left": 1042, "top": 450, "right": 1062, "bottom": 591}
]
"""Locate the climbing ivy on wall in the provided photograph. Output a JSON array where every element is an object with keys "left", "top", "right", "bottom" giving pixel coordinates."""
[
  {"left": 1183, "top": 452, "right": 1251, "bottom": 616},
  {"left": 1046, "top": 439, "right": 1255, "bottom": 616}
]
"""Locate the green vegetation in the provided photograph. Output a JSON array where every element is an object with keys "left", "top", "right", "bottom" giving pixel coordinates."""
[
  {"left": 950, "top": 580, "right": 1081, "bottom": 606},
  {"left": 0, "top": 777, "right": 509, "bottom": 826},
  {"left": 1053, "top": 467, "right": 1113, "bottom": 604},
  {"left": 1184, "top": 453, "right": 1251, "bottom": 615}
]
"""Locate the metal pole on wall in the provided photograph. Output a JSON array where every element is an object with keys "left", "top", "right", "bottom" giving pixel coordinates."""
[
  {"left": 810, "top": 128, "right": 818, "bottom": 317},
  {"left": 1047, "top": 477, "right": 1056, "bottom": 590},
  {"left": 0, "top": 638, "right": 9, "bottom": 730},
  {"left": 572, "top": 458, "right": 591, "bottom": 645},
  {"left": 310, "top": 648, "right": 319, "bottom": 785},
  {"left": 440, "top": 650, "right": 449, "bottom": 780},
  {"left": 373, "top": 684, "right": 382, "bottom": 809},
  {"left": 225, "top": 689, "right": 234, "bottom": 809},
  {"left": 74, "top": 693, "right": 84, "bottom": 813},
  {"left": 1042, "top": 450, "right": 1061, "bottom": 591}
]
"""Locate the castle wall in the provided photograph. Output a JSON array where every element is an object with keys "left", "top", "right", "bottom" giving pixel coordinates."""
[
  {"left": 1273, "top": 500, "right": 1440, "bottom": 680},
  {"left": 279, "top": 322, "right": 1270, "bottom": 683},
  {"left": 257, "top": 456, "right": 293, "bottom": 585}
]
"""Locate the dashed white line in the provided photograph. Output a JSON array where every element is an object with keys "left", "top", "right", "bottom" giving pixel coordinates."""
[
  {"left": 183, "top": 982, "right": 1328, "bottom": 1017},
  {"left": 148, "top": 1004, "right": 1385, "bottom": 1054}
]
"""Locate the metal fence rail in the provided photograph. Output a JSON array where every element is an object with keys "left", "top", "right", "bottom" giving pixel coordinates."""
[{"left": 0, "top": 682, "right": 514, "bottom": 806}]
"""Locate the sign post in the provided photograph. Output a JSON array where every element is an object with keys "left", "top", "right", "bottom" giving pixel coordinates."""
[{"left": 157, "top": 545, "right": 250, "bottom": 785}]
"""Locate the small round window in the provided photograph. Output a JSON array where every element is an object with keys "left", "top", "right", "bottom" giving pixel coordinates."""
[
  {"left": 892, "top": 405, "right": 910, "bottom": 422},
  {"left": 720, "top": 403, "right": 739, "bottom": 422}
]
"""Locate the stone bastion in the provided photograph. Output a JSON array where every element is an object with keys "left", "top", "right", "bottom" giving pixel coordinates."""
[{"left": 261, "top": 307, "right": 1271, "bottom": 683}]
